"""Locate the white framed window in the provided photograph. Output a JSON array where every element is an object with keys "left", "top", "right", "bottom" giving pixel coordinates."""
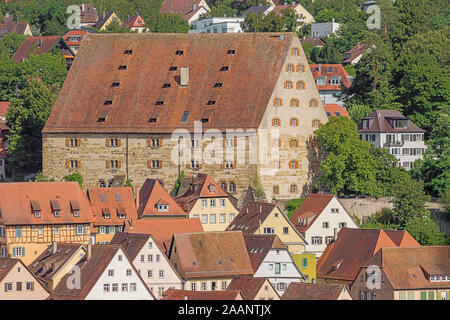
[
  {"left": 219, "top": 199, "right": 226, "bottom": 207},
  {"left": 156, "top": 254, "right": 160, "bottom": 262},
  {"left": 331, "top": 208, "right": 339, "bottom": 213},
  {"left": 108, "top": 269, "right": 114, "bottom": 277},
  {"left": 118, "top": 255, "right": 122, "bottom": 261},
  {"left": 219, "top": 214, "right": 226, "bottom": 223},
  {"left": 263, "top": 227, "right": 274, "bottom": 234},
  {"left": 158, "top": 270, "right": 165, "bottom": 279},
  {"left": 201, "top": 215, "right": 208, "bottom": 224},
  {"left": 325, "top": 236, "right": 334, "bottom": 244},
  {"left": 210, "top": 214, "right": 216, "bottom": 224},
  {"left": 210, "top": 199, "right": 216, "bottom": 207},
  {"left": 229, "top": 213, "right": 235, "bottom": 222},
  {"left": 311, "top": 236, "right": 322, "bottom": 245},
  {"left": 202, "top": 200, "right": 207, "bottom": 208},
  {"left": 148, "top": 270, "right": 153, "bottom": 278},
  {"left": 201, "top": 282, "right": 207, "bottom": 291},
  {"left": 26, "top": 282, "right": 33, "bottom": 291},
  {"left": 130, "top": 283, "right": 136, "bottom": 292},
  {"left": 122, "top": 283, "right": 128, "bottom": 292},
  {"left": 148, "top": 254, "right": 153, "bottom": 262},
  {"left": 322, "top": 222, "right": 329, "bottom": 229},
  {"left": 283, "top": 227, "right": 289, "bottom": 234},
  {"left": 191, "top": 283, "right": 196, "bottom": 291},
  {"left": 75, "top": 225, "right": 85, "bottom": 235},
  {"left": 339, "top": 222, "right": 347, "bottom": 228},
  {"left": 148, "top": 242, "right": 153, "bottom": 249},
  {"left": 126, "top": 269, "right": 132, "bottom": 276},
  {"left": 103, "top": 284, "right": 110, "bottom": 292},
  {"left": 112, "top": 283, "right": 119, "bottom": 292},
  {"left": 141, "top": 255, "right": 145, "bottom": 262}
]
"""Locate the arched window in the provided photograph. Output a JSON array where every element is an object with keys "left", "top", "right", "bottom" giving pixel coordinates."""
[
  {"left": 229, "top": 182, "right": 236, "bottom": 193},
  {"left": 220, "top": 182, "right": 227, "bottom": 191}
]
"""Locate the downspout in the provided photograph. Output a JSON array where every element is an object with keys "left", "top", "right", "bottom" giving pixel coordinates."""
[{"left": 126, "top": 135, "right": 129, "bottom": 181}]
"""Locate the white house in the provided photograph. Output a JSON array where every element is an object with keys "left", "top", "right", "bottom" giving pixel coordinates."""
[
  {"left": 290, "top": 194, "right": 358, "bottom": 259},
  {"left": 189, "top": 17, "right": 244, "bottom": 34},
  {"left": 358, "top": 110, "right": 427, "bottom": 170},
  {"left": 244, "top": 234, "right": 305, "bottom": 296},
  {"left": 311, "top": 19, "right": 340, "bottom": 37},
  {"left": 110, "top": 232, "right": 182, "bottom": 299},
  {"left": 50, "top": 245, "right": 155, "bottom": 300}
]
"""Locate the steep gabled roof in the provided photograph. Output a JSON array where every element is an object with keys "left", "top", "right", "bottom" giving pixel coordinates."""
[
  {"left": 310, "top": 64, "right": 351, "bottom": 91},
  {"left": 94, "top": 12, "right": 119, "bottom": 30},
  {"left": 243, "top": 234, "right": 286, "bottom": 271},
  {"left": 76, "top": 4, "right": 99, "bottom": 24},
  {"left": 123, "top": 15, "right": 146, "bottom": 29},
  {"left": 172, "top": 231, "right": 254, "bottom": 278},
  {"left": 226, "top": 201, "right": 276, "bottom": 234},
  {"left": 324, "top": 104, "right": 350, "bottom": 119},
  {"left": 109, "top": 232, "right": 149, "bottom": 261},
  {"left": 42, "top": 32, "right": 295, "bottom": 134},
  {"left": 124, "top": 218, "right": 204, "bottom": 254},
  {"left": 12, "top": 36, "right": 74, "bottom": 63},
  {"left": 300, "top": 37, "right": 326, "bottom": 47},
  {"left": 242, "top": 5, "right": 274, "bottom": 17},
  {"left": 290, "top": 193, "right": 335, "bottom": 233},
  {"left": 281, "top": 282, "right": 349, "bottom": 300},
  {"left": 227, "top": 276, "right": 279, "bottom": 300},
  {"left": 162, "top": 289, "right": 242, "bottom": 300},
  {"left": 0, "top": 21, "right": 30, "bottom": 37},
  {"left": 316, "top": 228, "right": 421, "bottom": 282},
  {"left": 358, "top": 110, "right": 426, "bottom": 133},
  {"left": 160, "top": 0, "right": 210, "bottom": 21},
  {"left": 343, "top": 42, "right": 367, "bottom": 64},
  {"left": 0, "top": 258, "right": 19, "bottom": 283},
  {"left": 137, "top": 179, "right": 186, "bottom": 218},
  {"left": 0, "top": 182, "right": 94, "bottom": 225},
  {"left": 87, "top": 187, "right": 136, "bottom": 226}
]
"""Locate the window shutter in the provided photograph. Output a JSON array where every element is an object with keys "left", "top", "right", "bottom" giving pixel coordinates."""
[
  {"left": 198, "top": 163, "right": 203, "bottom": 169},
  {"left": 158, "top": 139, "right": 163, "bottom": 147},
  {"left": 223, "top": 139, "right": 226, "bottom": 147},
  {"left": 272, "top": 119, "right": 275, "bottom": 126},
  {"left": 302, "top": 81, "right": 306, "bottom": 89},
  {"left": 278, "top": 161, "right": 281, "bottom": 169},
  {"left": 65, "top": 160, "right": 70, "bottom": 168},
  {"left": 285, "top": 65, "right": 289, "bottom": 72},
  {"left": 290, "top": 99, "right": 293, "bottom": 107},
  {"left": 296, "top": 64, "right": 300, "bottom": 72},
  {"left": 289, "top": 161, "right": 292, "bottom": 169},
  {"left": 117, "top": 139, "right": 122, "bottom": 147},
  {"left": 279, "top": 139, "right": 282, "bottom": 148},
  {"left": 318, "top": 120, "right": 321, "bottom": 126},
  {"left": 311, "top": 139, "right": 315, "bottom": 147},
  {"left": 309, "top": 100, "right": 312, "bottom": 107},
  {"left": 284, "top": 81, "right": 287, "bottom": 89},
  {"left": 12, "top": 247, "right": 16, "bottom": 257},
  {"left": 147, "top": 139, "right": 151, "bottom": 147},
  {"left": 159, "top": 160, "right": 163, "bottom": 169},
  {"left": 147, "top": 160, "right": 151, "bottom": 168},
  {"left": 31, "top": 282, "right": 34, "bottom": 291},
  {"left": 289, "top": 140, "right": 292, "bottom": 148},
  {"left": 232, "top": 160, "right": 236, "bottom": 169},
  {"left": 186, "top": 163, "right": 191, "bottom": 169},
  {"left": 295, "top": 161, "right": 299, "bottom": 169},
  {"left": 76, "top": 139, "right": 81, "bottom": 147},
  {"left": 65, "top": 139, "right": 70, "bottom": 147},
  {"left": 234, "top": 137, "right": 237, "bottom": 147},
  {"left": 296, "top": 81, "right": 299, "bottom": 90},
  {"left": 303, "top": 65, "right": 305, "bottom": 72},
  {"left": 4, "top": 283, "right": 7, "bottom": 292},
  {"left": 22, "top": 247, "right": 25, "bottom": 257},
  {"left": 117, "top": 160, "right": 122, "bottom": 169},
  {"left": 273, "top": 98, "right": 276, "bottom": 106},
  {"left": 106, "top": 160, "right": 110, "bottom": 169},
  {"left": 312, "top": 120, "right": 315, "bottom": 127},
  {"left": 78, "top": 160, "right": 82, "bottom": 168},
  {"left": 105, "top": 138, "right": 110, "bottom": 147}
]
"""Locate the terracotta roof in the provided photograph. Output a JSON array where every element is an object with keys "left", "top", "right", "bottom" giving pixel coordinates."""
[
  {"left": 310, "top": 64, "right": 351, "bottom": 91},
  {"left": 172, "top": 231, "right": 254, "bottom": 278},
  {"left": 0, "top": 258, "right": 19, "bottom": 283},
  {"left": 324, "top": 104, "right": 350, "bottom": 119},
  {"left": 87, "top": 187, "right": 136, "bottom": 226},
  {"left": 343, "top": 42, "right": 367, "bottom": 64},
  {"left": 366, "top": 246, "right": 450, "bottom": 290},
  {"left": 300, "top": 37, "right": 326, "bottom": 47},
  {"left": 124, "top": 218, "right": 204, "bottom": 254},
  {"left": 281, "top": 282, "right": 349, "bottom": 300},
  {"left": 76, "top": 4, "right": 99, "bottom": 24},
  {"left": 160, "top": 0, "right": 209, "bottom": 21},
  {"left": 243, "top": 234, "right": 286, "bottom": 271},
  {"left": 316, "top": 228, "right": 421, "bottom": 282},
  {"left": 123, "top": 15, "right": 146, "bottom": 29},
  {"left": 0, "top": 21, "right": 30, "bottom": 37},
  {"left": 42, "top": 32, "right": 295, "bottom": 134},
  {"left": 272, "top": 4, "right": 300, "bottom": 15},
  {"left": 175, "top": 174, "right": 231, "bottom": 212},
  {"left": 227, "top": 276, "right": 279, "bottom": 300},
  {"left": 28, "top": 243, "right": 85, "bottom": 289},
  {"left": 63, "top": 30, "right": 87, "bottom": 46},
  {"left": 50, "top": 244, "right": 153, "bottom": 299},
  {"left": 0, "top": 182, "right": 94, "bottom": 225},
  {"left": 12, "top": 36, "right": 75, "bottom": 63},
  {"left": 138, "top": 179, "right": 186, "bottom": 218},
  {"left": 0, "top": 101, "right": 9, "bottom": 131},
  {"left": 358, "top": 110, "right": 426, "bottom": 133},
  {"left": 162, "top": 289, "right": 242, "bottom": 300},
  {"left": 227, "top": 201, "right": 276, "bottom": 234},
  {"left": 290, "top": 193, "right": 335, "bottom": 233},
  {"left": 109, "top": 232, "right": 150, "bottom": 261}
]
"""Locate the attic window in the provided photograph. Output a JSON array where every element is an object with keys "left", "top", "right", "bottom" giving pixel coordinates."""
[
  {"left": 207, "top": 100, "right": 216, "bottom": 106},
  {"left": 327, "top": 66, "right": 334, "bottom": 73},
  {"left": 220, "top": 66, "right": 229, "bottom": 71},
  {"left": 157, "top": 204, "right": 169, "bottom": 212},
  {"left": 97, "top": 117, "right": 106, "bottom": 123},
  {"left": 175, "top": 50, "right": 184, "bottom": 56},
  {"left": 118, "top": 65, "right": 127, "bottom": 70},
  {"left": 169, "top": 66, "right": 178, "bottom": 71},
  {"left": 104, "top": 100, "right": 113, "bottom": 105},
  {"left": 100, "top": 194, "right": 106, "bottom": 202},
  {"left": 155, "top": 100, "right": 164, "bottom": 105},
  {"left": 54, "top": 210, "right": 61, "bottom": 218},
  {"left": 149, "top": 118, "right": 157, "bottom": 123},
  {"left": 227, "top": 49, "right": 236, "bottom": 55},
  {"left": 34, "top": 211, "right": 41, "bottom": 218},
  {"left": 181, "top": 111, "right": 189, "bottom": 123},
  {"left": 162, "top": 83, "right": 171, "bottom": 88},
  {"left": 111, "top": 82, "right": 120, "bottom": 88},
  {"left": 214, "top": 83, "right": 223, "bottom": 88},
  {"left": 124, "top": 50, "right": 133, "bottom": 55},
  {"left": 201, "top": 118, "right": 209, "bottom": 123},
  {"left": 115, "top": 194, "right": 122, "bottom": 202}
]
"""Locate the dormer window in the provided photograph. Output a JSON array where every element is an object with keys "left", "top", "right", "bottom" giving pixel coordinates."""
[
  {"left": 361, "top": 119, "right": 370, "bottom": 129},
  {"left": 115, "top": 194, "right": 122, "bottom": 202},
  {"left": 220, "top": 66, "right": 229, "bottom": 71},
  {"left": 54, "top": 210, "right": 61, "bottom": 218},
  {"left": 124, "top": 50, "right": 133, "bottom": 55},
  {"left": 118, "top": 213, "right": 126, "bottom": 219},
  {"left": 175, "top": 50, "right": 184, "bottom": 56},
  {"left": 104, "top": 213, "right": 110, "bottom": 219},
  {"left": 157, "top": 204, "right": 169, "bottom": 212},
  {"left": 227, "top": 49, "right": 236, "bottom": 55},
  {"left": 209, "top": 184, "right": 215, "bottom": 193},
  {"left": 73, "top": 210, "right": 79, "bottom": 217},
  {"left": 169, "top": 66, "right": 178, "bottom": 71},
  {"left": 34, "top": 211, "right": 41, "bottom": 218}
]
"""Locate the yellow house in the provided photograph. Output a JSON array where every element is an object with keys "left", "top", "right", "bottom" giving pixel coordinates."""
[
  {"left": 169, "top": 231, "right": 254, "bottom": 292},
  {"left": 176, "top": 174, "right": 239, "bottom": 231},
  {"left": 94, "top": 12, "right": 122, "bottom": 31},
  {"left": 291, "top": 253, "right": 316, "bottom": 283},
  {"left": 227, "top": 201, "right": 306, "bottom": 254},
  {"left": 0, "top": 182, "right": 94, "bottom": 266}
]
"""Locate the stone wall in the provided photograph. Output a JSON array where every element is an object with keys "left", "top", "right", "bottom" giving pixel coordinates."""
[{"left": 338, "top": 197, "right": 393, "bottom": 222}]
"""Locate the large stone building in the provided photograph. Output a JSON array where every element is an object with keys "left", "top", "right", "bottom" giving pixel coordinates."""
[{"left": 42, "top": 32, "right": 328, "bottom": 200}]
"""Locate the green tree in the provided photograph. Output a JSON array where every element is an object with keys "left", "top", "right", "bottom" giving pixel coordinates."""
[
  {"left": 101, "top": 17, "right": 130, "bottom": 33},
  {"left": 314, "top": 9, "right": 335, "bottom": 23},
  {"left": 202, "top": 0, "right": 238, "bottom": 18},
  {"left": 64, "top": 172, "right": 83, "bottom": 187},
  {"left": 174, "top": 170, "right": 185, "bottom": 196},
  {"left": 405, "top": 215, "right": 448, "bottom": 245},
  {"left": 252, "top": 173, "right": 265, "bottom": 198},
  {"left": 281, "top": 8, "right": 298, "bottom": 32},
  {"left": 346, "top": 104, "right": 371, "bottom": 124},
  {"left": 0, "top": 33, "right": 27, "bottom": 57},
  {"left": 286, "top": 198, "right": 305, "bottom": 219},
  {"left": 154, "top": 13, "right": 189, "bottom": 33}
]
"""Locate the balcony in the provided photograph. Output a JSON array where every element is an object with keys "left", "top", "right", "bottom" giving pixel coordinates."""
[{"left": 383, "top": 140, "right": 404, "bottom": 148}]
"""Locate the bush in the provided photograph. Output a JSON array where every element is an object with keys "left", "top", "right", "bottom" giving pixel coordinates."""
[{"left": 64, "top": 172, "right": 83, "bottom": 187}]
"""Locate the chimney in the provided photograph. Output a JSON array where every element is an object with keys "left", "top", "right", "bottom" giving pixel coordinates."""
[
  {"left": 52, "top": 241, "right": 57, "bottom": 254},
  {"left": 87, "top": 244, "right": 92, "bottom": 260},
  {"left": 180, "top": 67, "right": 189, "bottom": 86},
  {"left": 82, "top": 4, "right": 85, "bottom": 12},
  {"left": 259, "top": 205, "right": 262, "bottom": 214}
]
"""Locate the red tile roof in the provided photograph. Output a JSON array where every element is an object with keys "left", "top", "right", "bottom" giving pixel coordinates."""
[
  {"left": 0, "top": 101, "right": 8, "bottom": 116},
  {"left": 175, "top": 174, "right": 231, "bottom": 212},
  {"left": 227, "top": 276, "right": 279, "bottom": 300},
  {"left": 324, "top": 104, "right": 350, "bottom": 119},
  {"left": 42, "top": 33, "right": 295, "bottom": 134},
  {"left": 281, "top": 282, "right": 350, "bottom": 300},
  {"left": 87, "top": 187, "right": 136, "bottom": 226},
  {"left": 358, "top": 110, "right": 425, "bottom": 133},
  {"left": 310, "top": 64, "right": 351, "bottom": 91},
  {"left": 162, "top": 289, "right": 242, "bottom": 300},
  {"left": 0, "top": 182, "right": 94, "bottom": 225},
  {"left": 227, "top": 201, "right": 277, "bottom": 234},
  {"left": 109, "top": 232, "right": 151, "bottom": 261},
  {"left": 0, "top": 21, "right": 30, "bottom": 37},
  {"left": 160, "top": 0, "right": 209, "bottom": 21},
  {"left": 172, "top": 231, "right": 254, "bottom": 279},
  {"left": 343, "top": 42, "right": 367, "bottom": 64},
  {"left": 76, "top": 4, "right": 99, "bottom": 24},
  {"left": 243, "top": 234, "right": 287, "bottom": 271},
  {"left": 124, "top": 218, "right": 204, "bottom": 254},
  {"left": 123, "top": 15, "right": 146, "bottom": 29},
  {"left": 137, "top": 179, "right": 187, "bottom": 218},
  {"left": 365, "top": 246, "right": 450, "bottom": 290},
  {"left": 63, "top": 30, "right": 87, "bottom": 46},
  {"left": 290, "top": 193, "right": 336, "bottom": 233},
  {"left": 316, "top": 228, "right": 421, "bottom": 283},
  {"left": 12, "top": 36, "right": 74, "bottom": 63},
  {"left": 300, "top": 37, "right": 326, "bottom": 47}
]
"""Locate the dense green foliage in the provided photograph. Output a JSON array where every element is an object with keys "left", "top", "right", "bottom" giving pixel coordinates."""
[
  {"left": 64, "top": 172, "right": 83, "bottom": 187},
  {"left": 286, "top": 198, "right": 305, "bottom": 219}
]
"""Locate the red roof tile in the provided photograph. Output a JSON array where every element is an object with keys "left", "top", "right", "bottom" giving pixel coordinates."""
[
  {"left": 0, "top": 182, "right": 94, "bottom": 225},
  {"left": 227, "top": 276, "right": 279, "bottom": 300},
  {"left": 300, "top": 37, "right": 326, "bottom": 47},
  {"left": 160, "top": 0, "right": 209, "bottom": 21},
  {"left": 123, "top": 15, "right": 146, "bottom": 29},
  {"left": 12, "top": 36, "right": 74, "bottom": 63},
  {"left": 162, "top": 289, "right": 242, "bottom": 300},
  {"left": 243, "top": 234, "right": 286, "bottom": 271},
  {"left": 324, "top": 104, "right": 350, "bottom": 119},
  {"left": 343, "top": 42, "right": 367, "bottom": 64},
  {"left": 227, "top": 201, "right": 276, "bottom": 234},
  {"left": 290, "top": 193, "right": 335, "bottom": 233},
  {"left": 310, "top": 64, "right": 351, "bottom": 91},
  {"left": 281, "top": 282, "right": 349, "bottom": 300},
  {"left": 358, "top": 110, "right": 425, "bottom": 133}
]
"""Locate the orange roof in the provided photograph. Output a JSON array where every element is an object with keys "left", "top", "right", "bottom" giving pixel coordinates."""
[
  {"left": 175, "top": 174, "right": 230, "bottom": 212},
  {"left": 124, "top": 218, "right": 204, "bottom": 254},
  {"left": 160, "top": 0, "right": 208, "bottom": 21},
  {"left": 123, "top": 15, "right": 146, "bottom": 29},
  {"left": 310, "top": 64, "right": 351, "bottom": 91},
  {"left": 172, "top": 231, "right": 254, "bottom": 279},
  {"left": 227, "top": 277, "right": 279, "bottom": 300},
  {"left": 324, "top": 104, "right": 350, "bottom": 118},
  {"left": 316, "top": 228, "right": 421, "bottom": 283},
  {"left": 162, "top": 289, "right": 242, "bottom": 300},
  {"left": 12, "top": 36, "right": 74, "bottom": 63},
  {"left": 290, "top": 193, "right": 336, "bottom": 233},
  {"left": 0, "top": 182, "right": 94, "bottom": 225},
  {"left": 87, "top": 187, "right": 136, "bottom": 226},
  {"left": 137, "top": 179, "right": 186, "bottom": 218},
  {"left": 63, "top": 30, "right": 87, "bottom": 46},
  {"left": 281, "top": 282, "right": 349, "bottom": 300}
]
